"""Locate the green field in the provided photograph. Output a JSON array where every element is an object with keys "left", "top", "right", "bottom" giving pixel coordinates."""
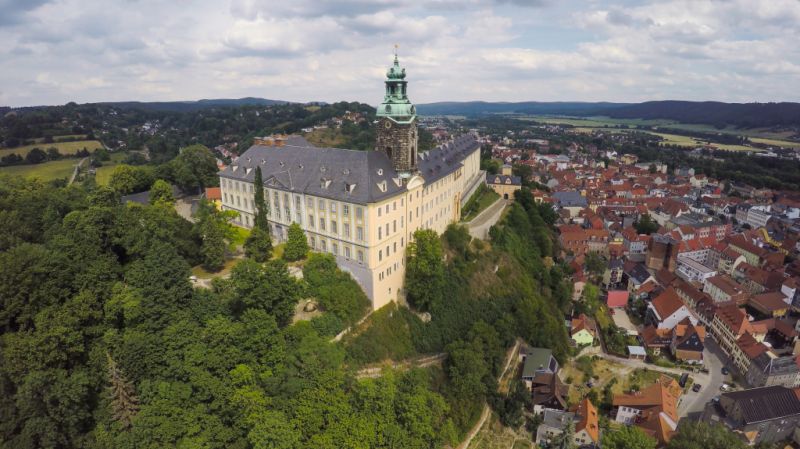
[
  {"left": 525, "top": 115, "right": 799, "bottom": 149},
  {"left": 0, "top": 140, "right": 104, "bottom": 158},
  {"left": 93, "top": 152, "right": 129, "bottom": 185},
  {"left": 0, "top": 158, "right": 82, "bottom": 181}
]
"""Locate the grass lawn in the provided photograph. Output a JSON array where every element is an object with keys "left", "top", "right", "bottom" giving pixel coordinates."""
[
  {"left": 0, "top": 158, "right": 82, "bottom": 181},
  {"left": 191, "top": 258, "right": 241, "bottom": 279},
  {"left": 303, "top": 128, "right": 348, "bottom": 148},
  {"left": 93, "top": 152, "right": 128, "bottom": 186},
  {"left": 749, "top": 137, "right": 800, "bottom": 149},
  {"left": 0, "top": 140, "right": 104, "bottom": 158},
  {"left": 467, "top": 413, "right": 530, "bottom": 449},
  {"left": 561, "top": 356, "right": 680, "bottom": 405},
  {"left": 462, "top": 186, "right": 500, "bottom": 221}
]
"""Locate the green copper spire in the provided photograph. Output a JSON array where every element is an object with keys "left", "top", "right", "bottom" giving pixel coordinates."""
[{"left": 376, "top": 48, "right": 416, "bottom": 124}]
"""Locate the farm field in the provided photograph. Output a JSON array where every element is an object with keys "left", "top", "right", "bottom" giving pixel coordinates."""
[
  {"left": 0, "top": 139, "right": 104, "bottom": 158},
  {"left": 0, "top": 158, "right": 82, "bottom": 181},
  {"left": 525, "top": 115, "right": 799, "bottom": 149}
]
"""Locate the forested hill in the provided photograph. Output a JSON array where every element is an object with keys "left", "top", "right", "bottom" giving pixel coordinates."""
[
  {"left": 94, "top": 97, "right": 291, "bottom": 112},
  {"left": 416, "top": 100, "right": 800, "bottom": 128},
  {"left": 416, "top": 101, "right": 629, "bottom": 117},
  {"left": 601, "top": 100, "right": 800, "bottom": 128}
]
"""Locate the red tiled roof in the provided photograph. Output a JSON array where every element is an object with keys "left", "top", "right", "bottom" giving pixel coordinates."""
[{"left": 651, "top": 287, "right": 685, "bottom": 321}]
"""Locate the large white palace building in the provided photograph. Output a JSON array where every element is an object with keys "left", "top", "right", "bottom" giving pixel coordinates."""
[{"left": 218, "top": 55, "right": 482, "bottom": 309}]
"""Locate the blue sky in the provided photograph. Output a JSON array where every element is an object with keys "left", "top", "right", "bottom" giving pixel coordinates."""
[{"left": 1, "top": 0, "right": 799, "bottom": 106}]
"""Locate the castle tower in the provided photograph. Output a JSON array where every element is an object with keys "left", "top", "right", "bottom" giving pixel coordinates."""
[{"left": 375, "top": 50, "right": 418, "bottom": 178}]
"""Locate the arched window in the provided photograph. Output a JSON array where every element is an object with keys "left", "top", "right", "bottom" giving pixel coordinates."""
[{"left": 386, "top": 146, "right": 393, "bottom": 161}]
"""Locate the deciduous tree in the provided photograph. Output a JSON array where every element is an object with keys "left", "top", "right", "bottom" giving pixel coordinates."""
[{"left": 283, "top": 222, "right": 308, "bottom": 261}]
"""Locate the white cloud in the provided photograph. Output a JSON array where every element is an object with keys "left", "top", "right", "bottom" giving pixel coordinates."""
[{"left": 0, "top": 0, "right": 798, "bottom": 106}]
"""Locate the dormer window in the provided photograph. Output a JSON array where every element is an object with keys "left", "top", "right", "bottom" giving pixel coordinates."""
[
  {"left": 232, "top": 165, "right": 239, "bottom": 172},
  {"left": 377, "top": 168, "right": 383, "bottom": 176},
  {"left": 246, "top": 168, "right": 252, "bottom": 174},
  {"left": 377, "top": 180, "right": 387, "bottom": 192},
  {"left": 345, "top": 182, "right": 356, "bottom": 193},
  {"left": 321, "top": 178, "right": 331, "bottom": 189}
]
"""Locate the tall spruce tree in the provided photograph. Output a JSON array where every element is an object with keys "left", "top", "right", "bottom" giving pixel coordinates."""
[
  {"left": 107, "top": 352, "right": 139, "bottom": 430},
  {"left": 245, "top": 166, "right": 272, "bottom": 262}
]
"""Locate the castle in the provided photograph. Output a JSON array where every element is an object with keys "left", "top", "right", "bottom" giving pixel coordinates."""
[{"left": 217, "top": 54, "right": 482, "bottom": 309}]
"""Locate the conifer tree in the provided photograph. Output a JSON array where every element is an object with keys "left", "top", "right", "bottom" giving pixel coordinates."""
[
  {"left": 245, "top": 166, "right": 272, "bottom": 262},
  {"left": 107, "top": 352, "right": 139, "bottom": 429},
  {"left": 283, "top": 222, "right": 309, "bottom": 261}
]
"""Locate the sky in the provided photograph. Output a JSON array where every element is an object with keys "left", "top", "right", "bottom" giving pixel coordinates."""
[{"left": 1, "top": 0, "right": 799, "bottom": 107}]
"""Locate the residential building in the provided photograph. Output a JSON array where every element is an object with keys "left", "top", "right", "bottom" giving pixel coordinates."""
[
  {"left": 571, "top": 314, "right": 598, "bottom": 346},
  {"left": 485, "top": 169, "right": 521, "bottom": 200},
  {"left": 703, "top": 386, "right": 800, "bottom": 445},
  {"left": 521, "top": 348, "right": 559, "bottom": 388},
  {"left": 613, "top": 376, "right": 682, "bottom": 446},
  {"left": 746, "top": 353, "right": 800, "bottom": 388},
  {"left": 645, "top": 287, "right": 698, "bottom": 330},
  {"left": 531, "top": 373, "right": 568, "bottom": 414},
  {"left": 704, "top": 274, "right": 748, "bottom": 305}
]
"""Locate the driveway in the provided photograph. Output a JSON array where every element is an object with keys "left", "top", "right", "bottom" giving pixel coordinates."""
[{"left": 465, "top": 198, "right": 508, "bottom": 240}]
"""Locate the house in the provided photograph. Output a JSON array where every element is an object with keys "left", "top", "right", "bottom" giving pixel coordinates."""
[
  {"left": 745, "top": 353, "right": 800, "bottom": 388},
  {"left": 535, "top": 399, "right": 600, "bottom": 448},
  {"left": 531, "top": 373, "right": 568, "bottom": 414},
  {"left": 625, "top": 263, "right": 656, "bottom": 298},
  {"left": 703, "top": 386, "right": 800, "bottom": 445},
  {"left": 640, "top": 326, "right": 672, "bottom": 356},
  {"left": 521, "top": 348, "right": 559, "bottom": 388},
  {"left": 571, "top": 314, "right": 598, "bottom": 346},
  {"left": 613, "top": 376, "right": 682, "bottom": 446},
  {"left": 552, "top": 191, "right": 588, "bottom": 218},
  {"left": 606, "top": 290, "right": 629, "bottom": 308},
  {"left": 603, "top": 258, "right": 625, "bottom": 288},
  {"left": 645, "top": 287, "right": 698, "bottom": 330},
  {"left": 709, "top": 303, "right": 757, "bottom": 362},
  {"left": 749, "top": 291, "right": 790, "bottom": 318},
  {"left": 486, "top": 171, "right": 521, "bottom": 200},
  {"left": 205, "top": 187, "right": 222, "bottom": 209},
  {"left": 704, "top": 274, "right": 749, "bottom": 305},
  {"left": 670, "top": 319, "right": 706, "bottom": 363}
]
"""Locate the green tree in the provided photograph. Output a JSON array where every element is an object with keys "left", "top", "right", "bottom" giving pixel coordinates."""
[
  {"left": 25, "top": 147, "right": 47, "bottom": 164},
  {"left": 200, "top": 215, "right": 226, "bottom": 271},
  {"left": 106, "top": 352, "right": 139, "bottom": 429},
  {"left": 171, "top": 144, "right": 218, "bottom": 193},
  {"left": 634, "top": 214, "right": 659, "bottom": 235},
  {"left": 666, "top": 421, "right": 748, "bottom": 449},
  {"left": 244, "top": 166, "right": 272, "bottom": 261},
  {"left": 550, "top": 418, "right": 577, "bottom": 449},
  {"left": 226, "top": 259, "right": 300, "bottom": 326},
  {"left": 405, "top": 229, "right": 445, "bottom": 311},
  {"left": 602, "top": 420, "right": 656, "bottom": 449},
  {"left": 584, "top": 251, "right": 606, "bottom": 277},
  {"left": 109, "top": 164, "right": 153, "bottom": 194},
  {"left": 149, "top": 179, "right": 174, "bottom": 206},
  {"left": 283, "top": 222, "right": 309, "bottom": 261}
]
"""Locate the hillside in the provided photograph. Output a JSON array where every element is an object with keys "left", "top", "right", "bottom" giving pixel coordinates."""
[
  {"left": 417, "top": 100, "right": 800, "bottom": 129},
  {"left": 416, "top": 101, "right": 629, "bottom": 117}
]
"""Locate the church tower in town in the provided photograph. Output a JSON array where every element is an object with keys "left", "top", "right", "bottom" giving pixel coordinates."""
[{"left": 375, "top": 50, "right": 418, "bottom": 178}]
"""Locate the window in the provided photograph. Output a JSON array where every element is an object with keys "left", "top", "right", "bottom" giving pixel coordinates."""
[
  {"left": 319, "top": 217, "right": 326, "bottom": 230},
  {"left": 274, "top": 191, "right": 279, "bottom": 204},
  {"left": 394, "top": 242, "right": 397, "bottom": 253},
  {"left": 236, "top": 196, "right": 241, "bottom": 207},
  {"left": 310, "top": 237, "right": 316, "bottom": 249},
  {"left": 318, "top": 199, "right": 325, "bottom": 210},
  {"left": 379, "top": 250, "right": 383, "bottom": 261},
  {"left": 378, "top": 207, "right": 382, "bottom": 217},
  {"left": 245, "top": 215, "right": 250, "bottom": 226},
  {"left": 343, "top": 204, "right": 349, "bottom": 216},
  {"left": 401, "top": 198, "right": 404, "bottom": 206},
  {"left": 307, "top": 197, "right": 313, "bottom": 208},
  {"left": 295, "top": 196, "right": 301, "bottom": 208},
  {"left": 393, "top": 220, "right": 396, "bottom": 232},
  {"left": 356, "top": 207, "right": 363, "bottom": 219},
  {"left": 357, "top": 250, "right": 364, "bottom": 262},
  {"left": 223, "top": 193, "right": 228, "bottom": 202},
  {"left": 385, "top": 224, "right": 389, "bottom": 236},
  {"left": 309, "top": 214, "right": 314, "bottom": 228},
  {"left": 330, "top": 202, "right": 337, "bottom": 213},
  {"left": 357, "top": 226, "right": 364, "bottom": 241},
  {"left": 321, "top": 240, "right": 327, "bottom": 252},
  {"left": 393, "top": 201, "right": 396, "bottom": 211},
  {"left": 385, "top": 204, "right": 389, "bottom": 214},
  {"left": 332, "top": 243, "right": 338, "bottom": 255},
  {"left": 401, "top": 237, "right": 404, "bottom": 247},
  {"left": 344, "top": 225, "right": 350, "bottom": 237},
  {"left": 331, "top": 220, "right": 337, "bottom": 234},
  {"left": 386, "top": 245, "right": 389, "bottom": 256},
  {"left": 345, "top": 246, "right": 351, "bottom": 258},
  {"left": 378, "top": 227, "right": 382, "bottom": 239}
]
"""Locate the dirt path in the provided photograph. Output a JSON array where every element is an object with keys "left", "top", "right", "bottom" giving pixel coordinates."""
[
  {"left": 459, "top": 339, "right": 521, "bottom": 449},
  {"left": 68, "top": 157, "right": 88, "bottom": 185},
  {"left": 354, "top": 353, "right": 447, "bottom": 379}
]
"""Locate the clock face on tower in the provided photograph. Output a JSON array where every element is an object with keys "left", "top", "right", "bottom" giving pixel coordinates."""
[{"left": 384, "top": 120, "right": 392, "bottom": 129}]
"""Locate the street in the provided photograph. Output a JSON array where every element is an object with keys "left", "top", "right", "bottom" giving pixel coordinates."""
[
  {"left": 466, "top": 198, "right": 508, "bottom": 240},
  {"left": 677, "top": 338, "right": 728, "bottom": 419}
]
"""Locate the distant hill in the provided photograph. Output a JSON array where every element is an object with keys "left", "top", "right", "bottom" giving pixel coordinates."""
[
  {"left": 602, "top": 101, "right": 800, "bottom": 128},
  {"left": 416, "top": 100, "right": 800, "bottom": 129},
  {"left": 415, "top": 101, "right": 629, "bottom": 116},
  {"left": 96, "top": 97, "right": 291, "bottom": 112}
]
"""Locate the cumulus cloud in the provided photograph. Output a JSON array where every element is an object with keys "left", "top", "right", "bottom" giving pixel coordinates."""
[{"left": 0, "top": 0, "right": 798, "bottom": 106}]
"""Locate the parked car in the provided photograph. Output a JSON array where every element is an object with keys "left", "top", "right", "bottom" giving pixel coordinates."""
[
  {"left": 692, "top": 383, "right": 702, "bottom": 392},
  {"left": 721, "top": 367, "right": 729, "bottom": 375},
  {"left": 679, "top": 373, "right": 689, "bottom": 388},
  {"left": 720, "top": 383, "right": 732, "bottom": 391}
]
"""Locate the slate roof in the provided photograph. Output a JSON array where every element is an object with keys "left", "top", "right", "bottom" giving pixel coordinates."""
[
  {"left": 486, "top": 174, "right": 522, "bottom": 186},
  {"left": 522, "top": 348, "right": 557, "bottom": 377},
  {"left": 723, "top": 386, "right": 800, "bottom": 424},
  {"left": 553, "top": 191, "right": 588, "bottom": 207},
  {"left": 219, "top": 134, "right": 479, "bottom": 205}
]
